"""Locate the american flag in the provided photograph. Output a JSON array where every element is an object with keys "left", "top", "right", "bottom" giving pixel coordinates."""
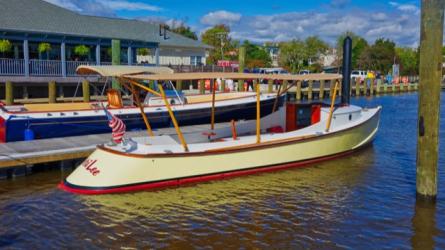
[{"left": 102, "top": 106, "right": 126, "bottom": 144}]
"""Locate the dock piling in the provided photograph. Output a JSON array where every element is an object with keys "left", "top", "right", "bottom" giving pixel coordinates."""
[
  {"left": 296, "top": 81, "right": 302, "bottom": 101},
  {"left": 416, "top": 0, "right": 444, "bottom": 202},
  {"left": 82, "top": 80, "right": 90, "bottom": 103},
  {"left": 268, "top": 79, "right": 273, "bottom": 93},
  {"left": 355, "top": 78, "right": 360, "bottom": 96},
  {"left": 5, "top": 81, "right": 13, "bottom": 105},
  {"left": 48, "top": 81, "right": 57, "bottom": 103},
  {"left": 308, "top": 80, "right": 313, "bottom": 100}
]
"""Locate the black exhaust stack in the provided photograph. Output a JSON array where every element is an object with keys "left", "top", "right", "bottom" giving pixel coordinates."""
[{"left": 341, "top": 37, "right": 352, "bottom": 105}]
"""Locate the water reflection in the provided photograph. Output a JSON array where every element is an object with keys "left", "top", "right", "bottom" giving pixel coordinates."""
[
  {"left": 411, "top": 199, "right": 438, "bottom": 250},
  {"left": 81, "top": 146, "right": 376, "bottom": 223},
  {"left": 0, "top": 93, "right": 444, "bottom": 248}
]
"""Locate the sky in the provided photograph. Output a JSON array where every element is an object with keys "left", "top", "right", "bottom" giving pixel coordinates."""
[{"left": 43, "top": 0, "right": 420, "bottom": 47}]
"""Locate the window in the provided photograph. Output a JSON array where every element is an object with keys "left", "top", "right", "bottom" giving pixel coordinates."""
[{"left": 191, "top": 56, "right": 202, "bottom": 66}]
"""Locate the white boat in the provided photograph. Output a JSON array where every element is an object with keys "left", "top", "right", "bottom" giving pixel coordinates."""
[
  {"left": 60, "top": 72, "right": 381, "bottom": 195},
  {"left": 0, "top": 66, "right": 283, "bottom": 142}
]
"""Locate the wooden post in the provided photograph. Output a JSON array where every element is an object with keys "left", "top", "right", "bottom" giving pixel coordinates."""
[
  {"left": 283, "top": 80, "right": 288, "bottom": 92},
  {"left": 326, "top": 81, "right": 339, "bottom": 132},
  {"left": 363, "top": 78, "right": 368, "bottom": 96},
  {"left": 296, "top": 81, "right": 302, "bottom": 101},
  {"left": 416, "top": 0, "right": 444, "bottom": 202},
  {"left": 82, "top": 80, "right": 90, "bottom": 103},
  {"left": 319, "top": 80, "right": 325, "bottom": 99},
  {"left": 308, "top": 80, "right": 313, "bottom": 100},
  {"left": 369, "top": 78, "right": 374, "bottom": 96},
  {"left": 376, "top": 79, "right": 382, "bottom": 94},
  {"left": 268, "top": 79, "right": 273, "bottom": 93},
  {"left": 256, "top": 83, "right": 261, "bottom": 144},
  {"left": 199, "top": 80, "right": 205, "bottom": 94},
  {"left": 238, "top": 46, "right": 246, "bottom": 92},
  {"left": 176, "top": 80, "right": 182, "bottom": 91},
  {"left": 211, "top": 79, "right": 216, "bottom": 130},
  {"left": 159, "top": 85, "right": 188, "bottom": 152},
  {"left": 48, "top": 81, "right": 57, "bottom": 103},
  {"left": 111, "top": 39, "right": 121, "bottom": 90},
  {"left": 384, "top": 83, "right": 388, "bottom": 93},
  {"left": 221, "top": 79, "right": 226, "bottom": 92},
  {"left": 253, "top": 79, "right": 258, "bottom": 93},
  {"left": 392, "top": 84, "right": 396, "bottom": 93},
  {"left": 131, "top": 83, "right": 154, "bottom": 137},
  {"left": 5, "top": 81, "right": 13, "bottom": 105},
  {"left": 355, "top": 78, "right": 360, "bottom": 96}
]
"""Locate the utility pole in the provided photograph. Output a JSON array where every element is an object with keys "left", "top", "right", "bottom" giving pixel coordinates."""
[{"left": 416, "top": 0, "right": 444, "bottom": 202}]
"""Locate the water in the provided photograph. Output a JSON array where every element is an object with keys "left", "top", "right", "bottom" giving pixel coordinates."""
[{"left": 0, "top": 93, "right": 444, "bottom": 249}]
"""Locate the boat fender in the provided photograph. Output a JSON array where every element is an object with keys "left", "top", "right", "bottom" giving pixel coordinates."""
[
  {"left": 170, "top": 99, "right": 176, "bottom": 105},
  {"left": 24, "top": 128, "right": 35, "bottom": 141}
]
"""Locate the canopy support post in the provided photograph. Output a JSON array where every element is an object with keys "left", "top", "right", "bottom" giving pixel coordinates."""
[
  {"left": 130, "top": 83, "right": 154, "bottom": 137},
  {"left": 326, "top": 80, "right": 339, "bottom": 132},
  {"left": 256, "top": 83, "right": 261, "bottom": 144},
  {"left": 272, "top": 80, "right": 283, "bottom": 112},
  {"left": 211, "top": 79, "right": 216, "bottom": 130},
  {"left": 159, "top": 85, "right": 189, "bottom": 152},
  {"left": 124, "top": 78, "right": 161, "bottom": 97}
]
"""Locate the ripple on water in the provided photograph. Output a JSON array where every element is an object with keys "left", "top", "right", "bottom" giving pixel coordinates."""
[{"left": 0, "top": 93, "right": 445, "bottom": 248}]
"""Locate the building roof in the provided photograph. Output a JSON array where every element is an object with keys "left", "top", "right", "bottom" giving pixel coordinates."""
[{"left": 0, "top": 0, "right": 211, "bottom": 49}]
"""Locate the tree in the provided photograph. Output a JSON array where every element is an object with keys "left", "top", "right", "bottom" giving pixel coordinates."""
[
  {"left": 304, "top": 36, "right": 329, "bottom": 65},
  {"left": 0, "top": 39, "right": 12, "bottom": 58},
  {"left": 243, "top": 40, "right": 272, "bottom": 68},
  {"left": 201, "top": 24, "right": 237, "bottom": 64},
  {"left": 278, "top": 39, "right": 306, "bottom": 73},
  {"left": 358, "top": 38, "right": 396, "bottom": 73},
  {"left": 336, "top": 32, "right": 369, "bottom": 68},
  {"left": 171, "top": 25, "right": 198, "bottom": 40},
  {"left": 396, "top": 47, "right": 419, "bottom": 75}
]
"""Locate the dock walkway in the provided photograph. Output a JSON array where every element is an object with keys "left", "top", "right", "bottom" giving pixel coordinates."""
[{"left": 0, "top": 123, "right": 229, "bottom": 169}]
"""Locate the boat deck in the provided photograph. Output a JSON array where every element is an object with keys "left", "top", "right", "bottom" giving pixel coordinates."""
[{"left": 0, "top": 122, "right": 231, "bottom": 169}]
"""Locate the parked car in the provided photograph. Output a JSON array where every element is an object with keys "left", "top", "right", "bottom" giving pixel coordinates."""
[{"left": 351, "top": 70, "right": 366, "bottom": 83}]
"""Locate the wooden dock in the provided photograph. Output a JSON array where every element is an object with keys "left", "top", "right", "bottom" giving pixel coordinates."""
[{"left": 0, "top": 122, "right": 230, "bottom": 175}]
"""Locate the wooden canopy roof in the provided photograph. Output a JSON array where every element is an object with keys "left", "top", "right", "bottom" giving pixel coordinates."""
[{"left": 76, "top": 65, "right": 174, "bottom": 77}]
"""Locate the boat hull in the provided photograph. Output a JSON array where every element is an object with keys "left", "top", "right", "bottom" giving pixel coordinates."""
[
  {"left": 61, "top": 107, "right": 381, "bottom": 195},
  {"left": 2, "top": 95, "right": 284, "bottom": 142}
]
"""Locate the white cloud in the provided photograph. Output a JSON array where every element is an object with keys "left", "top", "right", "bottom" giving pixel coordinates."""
[
  {"left": 105, "top": 1, "right": 161, "bottom": 12},
  {"left": 200, "top": 10, "right": 242, "bottom": 26},
  {"left": 43, "top": 0, "right": 161, "bottom": 17},
  {"left": 389, "top": 2, "right": 419, "bottom": 12},
  {"left": 220, "top": 6, "right": 420, "bottom": 47}
]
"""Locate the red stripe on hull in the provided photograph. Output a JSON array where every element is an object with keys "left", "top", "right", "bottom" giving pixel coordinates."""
[{"left": 58, "top": 147, "right": 363, "bottom": 195}]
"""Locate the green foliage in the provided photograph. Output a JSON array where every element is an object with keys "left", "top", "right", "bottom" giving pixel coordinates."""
[
  {"left": 396, "top": 47, "right": 419, "bottom": 75},
  {"left": 38, "top": 43, "right": 52, "bottom": 53},
  {"left": 242, "top": 40, "right": 271, "bottom": 68},
  {"left": 358, "top": 38, "right": 396, "bottom": 73},
  {"left": 305, "top": 36, "right": 329, "bottom": 64},
  {"left": 137, "top": 48, "right": 150, "bottom": 56},
  {"left": 278, "top": 37, "right": 328, "bottom": 73},
  {"left": 336, "top": 32, "right": 369, "bottom": 68},
  {"left": 278, "top": 39, "right": 306, "bottom": 73},
  {"left": 0, "top": 40, "right": 12, "bottom": 53},
  {"left": 74, "top": 45, "right": 90, "bottom": 56},
  {"left": 201, "top": 24, "right": 237, "bottom": 64},
  {"left": 171, "top": 25, "right": 198, "bottom": 40}
]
